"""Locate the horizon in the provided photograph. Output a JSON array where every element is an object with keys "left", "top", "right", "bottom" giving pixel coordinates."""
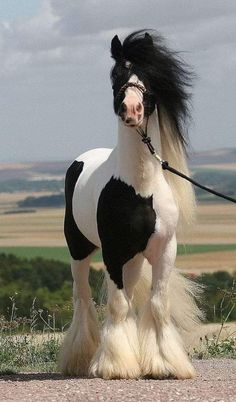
[{"left": 0, "top": 146, "right": 235, "bottom": 165}]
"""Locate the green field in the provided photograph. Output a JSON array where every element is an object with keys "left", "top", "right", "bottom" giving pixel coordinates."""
[
  {"left": 0, "top": 244, "right": 236, "bottom": 264},
  {"left": 0, "top": 246, "right": 101, "bottom": 263}
]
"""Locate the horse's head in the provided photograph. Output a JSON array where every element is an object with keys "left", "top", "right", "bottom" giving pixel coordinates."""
[
  {"left": 110, "top": 34, "right": 155, "bottom": 128},
  {"left": 110, "top": 30, "right": 193, "bottom": 146}
]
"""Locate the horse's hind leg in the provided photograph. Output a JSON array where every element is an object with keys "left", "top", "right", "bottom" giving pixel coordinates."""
[
  {"left": 59, "top": 256, "right": 100, "bottom": 376},
  {"left": 139, "top": 234, "right": 196, "bottom": 379},
  {"left": 89, "top": 254, "right": 144, "bottom": 379}
]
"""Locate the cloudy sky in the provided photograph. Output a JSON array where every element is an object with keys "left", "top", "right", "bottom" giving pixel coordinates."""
[{"left": 0, "top": 0, "right": 235, "bottom": 162}]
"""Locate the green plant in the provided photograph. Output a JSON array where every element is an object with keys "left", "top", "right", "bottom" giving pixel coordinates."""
[
  {"left": 193, "top": 335, "right": 236, "bottom": 359},
  {"left": 0, "top": 332, "right": 61, "bottom": 374},
  {"left": 0, "top": 298, "right": 62, "bottom": 374},
  {"left": 0, "top": 295, "right": 106, "bottom": 374},
  {"left": 196, "top": 272, "right": 236, "bottom": 322},
  {"left": 192, "top": 280, "right": 236, "bottom": 359}
]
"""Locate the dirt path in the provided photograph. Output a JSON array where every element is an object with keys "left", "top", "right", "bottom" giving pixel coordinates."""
[{"left": 0, "top": 360, "right": 235, "bottom": 402}]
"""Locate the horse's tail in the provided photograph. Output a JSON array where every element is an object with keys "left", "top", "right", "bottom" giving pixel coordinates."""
[
  {"left": 133, "top": 261, "right": 204, "bottom": 349},
  {"left": 159, "top": 107, "right": 196, "bottom": 227}
]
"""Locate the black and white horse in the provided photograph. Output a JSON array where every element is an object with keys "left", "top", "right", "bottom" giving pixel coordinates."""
[{"left": 59, "top": 30, "right": 202, "bottom": 380}]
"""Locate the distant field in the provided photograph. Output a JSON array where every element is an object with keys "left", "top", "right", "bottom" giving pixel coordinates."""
[
  {"left": 1, "top": 244, "right": 236, "bottom": 258},
  {"left": 0, "top": 184, "right": 235, "bottom": 275},
  {"left": 0, "top": 202, "right": 235, "bottom": 246},
  {"left": 176, "top": 250, "right": 236, "bottom": 275},
  {"left": 0, "top": 246, "right": 101, "bottom": 264},
  {"left": 0, "top": 244, "right": 236, "bottom": 276},
  {"left": 0, "top": 246, "right": 70, "bottom": 263}
]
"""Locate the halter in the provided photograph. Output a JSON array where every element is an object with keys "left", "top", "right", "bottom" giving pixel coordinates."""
[
  {"left": 115, "top": 81, "right": 155, "bottom": 119},
  {"left": 115, "top": 82, "right": 146, "bottom": 104}
]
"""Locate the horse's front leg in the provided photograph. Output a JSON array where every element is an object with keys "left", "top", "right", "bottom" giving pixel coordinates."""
[
  {"left": 59, "top": 257, "right": 100, "bottom": 376},
  {"left": 89, "top": 254, "right": 143, "bottom": 379},
  {"left": 139, "top": 233, "right": 196, "bottom": 379}
]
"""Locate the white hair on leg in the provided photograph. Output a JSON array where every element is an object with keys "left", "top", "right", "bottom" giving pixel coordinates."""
[
  {"left": 133, "top": 263, "right": 203, "bottom": 346},
  {"left": 139, "top": 234, "right": 196, "bottom": 379},
  {"left": 59, "top": 257, "right": 100, "bottom": 376},
  {"left": 89, "top": 256, "right": 143, "bottom": 379}
]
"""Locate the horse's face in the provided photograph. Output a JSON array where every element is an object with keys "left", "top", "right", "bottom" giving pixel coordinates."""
[
  {"left": 112, "top": 67, "right": 155, "bottom": 128},
  {"left": 115, "top": 74, "right": 145, "bottom": 127}
]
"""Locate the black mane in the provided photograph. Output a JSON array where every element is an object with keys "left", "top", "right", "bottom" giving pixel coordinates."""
[{"left": 110, "top": 30, "right": 194, "bottom": 149}]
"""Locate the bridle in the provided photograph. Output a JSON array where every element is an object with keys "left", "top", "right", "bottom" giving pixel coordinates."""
[
  {"left": 115, "top": 79, "right": 162, "bottom": 162},
  {"left": 114, "top": 79, "right": 155, "bottom": 120},
  {"left": 114, "top": 82, "right": 146, "bottom": 104}
]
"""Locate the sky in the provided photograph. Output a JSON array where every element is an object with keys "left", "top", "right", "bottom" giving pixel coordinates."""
[{"left": 0, "top": 0, "right": 236, "bottom": 162}]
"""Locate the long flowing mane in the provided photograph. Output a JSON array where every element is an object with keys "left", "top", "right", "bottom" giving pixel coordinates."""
[{"left": 111, "top": 30, "right": 196, "bottom": 225}]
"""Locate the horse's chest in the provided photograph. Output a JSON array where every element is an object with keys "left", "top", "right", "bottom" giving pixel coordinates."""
[{"left": 97, "top": 177, "right": 156, "bottom": 267}]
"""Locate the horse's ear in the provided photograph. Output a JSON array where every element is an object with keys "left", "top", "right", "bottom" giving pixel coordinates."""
[
  {"left": 111, "top": 35, "right": 123, "bottom": 61},
  {"left": 145, "top": 32, "right": 153, "bottom": 45}
]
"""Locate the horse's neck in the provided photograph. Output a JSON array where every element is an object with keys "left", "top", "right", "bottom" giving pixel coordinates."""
[{"left": 115, "top": 110, "right": 163, "bottom": 196}]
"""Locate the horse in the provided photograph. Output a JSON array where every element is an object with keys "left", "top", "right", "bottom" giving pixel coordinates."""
[{"left": 59, "top": 30, "right": 202, "bottom": 380}]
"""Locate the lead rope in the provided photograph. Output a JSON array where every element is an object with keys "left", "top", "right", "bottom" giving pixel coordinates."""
[{"left": 136, "top": 126, "right": 236, "bottom": 204}]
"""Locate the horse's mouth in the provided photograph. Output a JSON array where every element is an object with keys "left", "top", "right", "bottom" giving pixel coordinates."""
[{"left": 124, "top": 118, "right": 144, "bottom": 128}]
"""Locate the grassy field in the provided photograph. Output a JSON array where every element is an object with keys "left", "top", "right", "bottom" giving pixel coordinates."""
[{"left": 0, "top": 244, "right": 236, "bottom": 264}]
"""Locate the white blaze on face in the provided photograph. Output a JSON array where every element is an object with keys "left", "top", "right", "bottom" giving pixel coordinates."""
[{"left": 122, "top": 75, "right": 145, "bottom": 127}]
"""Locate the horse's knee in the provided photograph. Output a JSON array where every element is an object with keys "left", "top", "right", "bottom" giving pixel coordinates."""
[
  {"left": 73, "top": 281, "right": 92, "bottom": 303},
  {"left": 150, "top": 292, "right": 170, "bottom": 324},
  {"left": 71, "top": 257, "right": 92, "bottom": 302},
  {"left": 108, "top": 288, "right": 130, "bottom": 322}
]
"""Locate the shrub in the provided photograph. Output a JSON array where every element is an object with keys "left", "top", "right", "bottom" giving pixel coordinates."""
[
  {"left": 196, "top": 271, "right": 236, "bottom": 322},
  {"left": 0, "top": 253, "right": 104, "bottom": 328}
]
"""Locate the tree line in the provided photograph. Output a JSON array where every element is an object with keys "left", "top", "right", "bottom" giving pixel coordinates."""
[
  {"left": 0, "top": 253, "right": 235, "bottom": 328},
  {"left": 18, "top": 193, "right": 64, "bottom": 208}
]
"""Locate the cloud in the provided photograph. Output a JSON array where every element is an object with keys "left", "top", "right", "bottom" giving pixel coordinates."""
[
  {"left": 50, "top": 0, "right": 236, "bottom": 37},
  {"left": 0, "top": 0, "right": 236, "bottom": 161},
  {"left": 2, "top": 0, "right": 236, "bottom": 75}
]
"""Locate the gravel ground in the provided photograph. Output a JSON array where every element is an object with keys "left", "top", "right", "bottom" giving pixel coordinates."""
[{"left": 0, "top": 360, "right": 235, "bottom": 402}]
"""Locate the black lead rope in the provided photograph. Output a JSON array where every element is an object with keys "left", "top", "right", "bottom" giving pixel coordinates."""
[
  {"left": 137, "top": 128, "right": 236, "bottom": 204},
  {"left": 161, "top": 161, "right": 236, "bottom": 203}
]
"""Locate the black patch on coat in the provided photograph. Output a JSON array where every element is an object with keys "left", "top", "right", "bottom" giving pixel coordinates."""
[
  {"left": 97, "top": 177, "right": 156, "bottom": 288},
  {"left": 64, "top": 160, "right": 97, "bottom": 260}
]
